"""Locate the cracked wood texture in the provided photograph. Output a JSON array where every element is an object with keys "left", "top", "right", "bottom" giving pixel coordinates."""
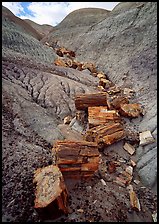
[
  {"left": 52, "top": 140, "right": 99, "bottom": 179},
  {"left": 85, "top": 123, "right": 125, "bottom": 147},
  {"left": 88, "top": 106, "right": 121, "bottom": 127},
  {"left": 75, "top": 92, "right": 108, "bottom": 110}
]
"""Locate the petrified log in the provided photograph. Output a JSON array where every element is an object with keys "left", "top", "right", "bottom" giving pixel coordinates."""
[
  {"left": 52, "top": 140, "right": 99, "bottom": 179},
  {"left": 33, "top": 165, "right": 68, "bottom": 215},
  {"left": 82, "top": 62, "right": 97, "bottom": 73},
  {"left": 75, "top": 92, "right": 108, "bottom": 110},
  {"left": 107, "top": 95, "right": 129, "bottom": 110},
  {"left": 85, "top": 122, "right": 125, "bottom": 148},
  {"left": 56, "top": 47, "right": 75, "bottom": 58},
  {"left": 99, "top": 78, "right": 112, "bottom": 89},
  {"left": 54, "top": 58, "right": 68, "bottom": 67},
  {"left": 88, "top": 106, "right": 121, "bottom": 127},
  {"left": 119, "top": 103, "right": 143, "bottom": 118}
]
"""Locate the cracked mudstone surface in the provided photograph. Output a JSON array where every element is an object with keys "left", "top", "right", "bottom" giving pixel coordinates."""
[{"left": 2, "top": 2, "right": 157, "bottom": 222}]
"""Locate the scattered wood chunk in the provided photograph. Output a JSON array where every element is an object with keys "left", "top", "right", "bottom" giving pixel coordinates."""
[
  {"left": 107, "top": 161, "right": 117, "bottom": 173},
  {"left": 100, "top": 130, "right": 125, "bottom": 146},
  {"left": 54, "top": 58, "right": 68, "bottom": 67},
  {"left": 125, "top": 166, "right": 133, "bottom": 176},
  {"left": 120, "top": 171, "right": 133, "bottom": 185},
  {"left": 97, "top": 73, "right": 106, "bottom": 79},
  {"left": 127, "top": 185, "right": 141, "bottom": 211},
  {"left": 119, "top": 103, "right": 143, "bottom": 118},
  {"left": 139, "top": 130, "right": 155, "bottom": 146},
  {"left": 123, "top": 88, "right": 135, "bottom": 98},
  {"left": 52, "top": 140, "right": 99, "bottom": 179},
  {"left": 85, "top": 122, "right": 125, "bottom": 148},
  {"left": 123, "top": 142, "right": 135, "bottom": 155},
  {"left": 99, "top": 78, "right": 112, "bottom": 89},
  {"left": 130, "top": 159, "right": 136, "bottom": 167},
  {"left": 107, "top": 96, "right": 129, "bottom": 110},
  {"left": 56, "top": 47, "right": 75, "bottom": 58},
  {"left": 33, "top": 165, "right": 68, "bottom": 214},
  {"left": 107, "top": 85, "right": 121, "bottom": 94},
  {"left": 82, "top": 62, "right": 97, "bottom": 73},
  {"left": 75, "top": 92, "right": 108, "bottom": 110},
  {"left": 88, "top": 106, "right": 120, "bottom": 127},
  {"left": 64, "top": 116, "right": 72, "bottom": 124}
]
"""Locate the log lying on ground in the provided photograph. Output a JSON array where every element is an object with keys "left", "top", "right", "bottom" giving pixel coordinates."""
[
  {"left": 119, "top": 103, "right": 143, "bottom": 118},
  {"left": 107, "top": 96, "right": 129, "bottom": 110},
  {"left": 56, "top": 47, "right": 75, "bottom": 58},
  {"left": 82, "top": 62, "right": 97, "bottom": 73},
  {"left": 88, "top": 106, "right": 121, "bottom": 127},
  {"left": 75, "top": 92, "right": 108, "bottom": 110},
  {"left": 33, "top": 165, "right": 68, "bottom": 214},
  {"left": 85, "top": 122, "right": 125, "bottom": 148},
  {"left": 52, "top": 140, "right": 99, "bottom": 179}
]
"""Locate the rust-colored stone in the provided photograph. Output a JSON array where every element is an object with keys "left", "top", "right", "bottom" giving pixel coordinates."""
[
  {"left": 75, "top": 92, "right": 108, "bottom": 110},
  {"left": 88, "top": 106, "right": 120, "bottom": 127},
  {"left": 52, "top": 140, "right": 99, "bottom": 179},
  {"left": 119, "top": 103, "right": 143, "bottom": 118},
  {"left": 33, "top": 165, "right": 68, "bottom": 213}
]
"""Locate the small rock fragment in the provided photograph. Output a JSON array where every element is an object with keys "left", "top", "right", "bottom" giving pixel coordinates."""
[
  {"left": 125, "top": 166, "right": 133, "bottom": 176},
  {"left": 64, "top": 116, "right": 72, "bottom": 124},
  {"left": 139, "top": 130, "right": 155, "bottom": 146},
  {"left": 123, "top": 142, "right": 135, "bottom": 155},
  {"left": 152, "top": 212, "right": 157, "bottom": 222},
  {"left": 77, "top": 209, "right": 84, "bottom": 213},
  {"left": 127, "top": 185, "right": 141, "bottom": 211},
  {"left": 101, "top": 179, "right": 107, "bottom": 186},
  {"left": 130, "top": 159, "right": 136, "bottom": 167},
  {"left": 134, "top": 180, "right": 140, "bottom": 185},
  {"left": 118, "top": 158, "right": 127, "bottom": 163},
  {"left": 119, "top": 103, "right": 143, "bottom": 117}
]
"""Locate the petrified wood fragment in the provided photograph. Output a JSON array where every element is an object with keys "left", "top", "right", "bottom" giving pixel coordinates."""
[
  {"left": 119, "top": 103, "right": 143, "bottom": 118},
  {"left": 82, "top": 62, "right": 97, "bottom": 73},
  {"left": 33, "top": 165, "right": 68, "bottom": 214},
  {"left": 88, "top": 106, "right": 121, "bottom": 127},
  {"left": 85, "top": 122, "right": 125, "bottom": 148},
  {"left": 127, "top": 185, "right": 141, "bottom": 211},
  {"left": 52, "top": 140, "right": 99, "bottom": 179},
  {"left": 54, "top": 58, "right": 68, "bottom": 67},
  {"left": 75, "top": 92, "right": 108, "bottom": 110},
  {"left": 107, "top": 96, "right": 129, "bottom": 110},
  {"left": 139, "top": 130, "right": 155, "bottom": 146}
]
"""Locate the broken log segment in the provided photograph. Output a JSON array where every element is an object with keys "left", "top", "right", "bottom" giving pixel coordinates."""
[
  {"left": 75, "top": 92, "right": 108, "bottom": 110},
  {"left": 88, "top": 106, "right": 121, "bottom": 127},
  {"left": 85, "top": 122, "right": 125, "bottom": 148},
  {"left": 119, "top": 103, "right": 143, "bottom": 118},
  {"left": 107, "top": 95, "right": 129, "bottom": 110},
  {"left": 52, "top": 140, "right": 99, "bottom": 179},
  {"left": 33, "top": 165, "right": 68, "bottom": 214}
]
